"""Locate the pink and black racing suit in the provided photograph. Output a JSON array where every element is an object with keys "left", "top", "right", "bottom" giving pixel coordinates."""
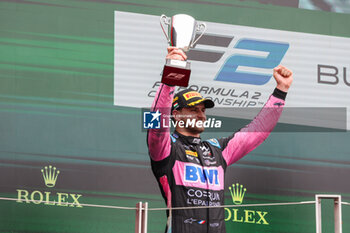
[{"left": 147, "top": 84, "right": 286, "bottom": 233}]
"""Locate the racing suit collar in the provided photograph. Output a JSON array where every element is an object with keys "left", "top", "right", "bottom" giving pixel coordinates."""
[{"left": 173, "top": 131, "right": 201, "bottom": 145}]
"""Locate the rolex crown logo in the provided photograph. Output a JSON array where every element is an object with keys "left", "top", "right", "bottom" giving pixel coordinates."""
[
  {"left": 41, "top": 165, "right": 60, "bottom": 188},
  {"left": 229, "top": 183, "right": 246, "bottom": 205}
]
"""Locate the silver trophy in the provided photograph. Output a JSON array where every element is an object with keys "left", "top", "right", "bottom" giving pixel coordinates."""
[{"left": 160, "top": 14, "right": 206, "bottom": 87}]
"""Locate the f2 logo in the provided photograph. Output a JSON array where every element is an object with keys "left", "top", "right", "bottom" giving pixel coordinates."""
[
  {"left": 166, "top": 73, "right": 185, "bottom": 80},
  {"left": 214, "top": 39, "right": 289, "bottom": 85}
]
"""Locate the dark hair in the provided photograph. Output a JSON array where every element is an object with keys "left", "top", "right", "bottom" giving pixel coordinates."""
[{"left": 170, "top": 108, "right": 182, "bottom": 123}]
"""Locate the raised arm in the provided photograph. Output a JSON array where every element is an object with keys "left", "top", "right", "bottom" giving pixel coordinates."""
[
  {"left": 147, "top": 84, "right": 174, "bottom": 161},
  {"left": 221, "top": 65, "right": 293, "bottom": 166},
  {"left": 147, "top": 47, "right": 187, "bottom": 161}
]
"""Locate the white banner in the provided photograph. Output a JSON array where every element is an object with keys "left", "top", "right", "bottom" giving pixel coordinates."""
[{"left": 114, "top": 11, "right": 350, "bottom": 130}]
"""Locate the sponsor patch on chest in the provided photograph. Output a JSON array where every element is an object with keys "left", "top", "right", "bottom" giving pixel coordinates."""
[
  {"left": 185, "top": 150, "right": 198, "bottom": 157},
  {"left": 172, "top": 161, "right": 224, "bottom": 191}
]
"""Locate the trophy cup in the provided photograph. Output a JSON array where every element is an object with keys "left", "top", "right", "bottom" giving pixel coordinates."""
[{"left": 160, "top": 14, "right": 206, "bottom": 87}]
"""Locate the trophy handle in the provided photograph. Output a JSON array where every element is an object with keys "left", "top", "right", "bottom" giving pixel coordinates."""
[
  {"left": 160, "top": 14, "right": 171, "bottom": 44},
  {"left": 190, "top": 22, "right": 207, "bottom": 48}
]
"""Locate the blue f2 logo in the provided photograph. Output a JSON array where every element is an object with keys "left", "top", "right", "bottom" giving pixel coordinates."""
[{"left": 215, "top": 39, "right": 289, "bottom": 85}]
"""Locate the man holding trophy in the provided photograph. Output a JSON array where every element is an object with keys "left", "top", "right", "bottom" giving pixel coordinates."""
[{"left": 147, "top": 14, "right": 293, "bottom": 233}]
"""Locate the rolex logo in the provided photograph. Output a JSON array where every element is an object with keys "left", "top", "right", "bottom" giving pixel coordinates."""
[
  {"left": 225, "top": 182, "right": 269, "bottom": 225},
  {"left": 17, "top": 165, "right": 83, "bottom": 208},
  {"left": 229, "top": 183, "right": 246, "bottom": 205},
  {"left": 41, "top": 165, "right": 60, "bottom": 188}
]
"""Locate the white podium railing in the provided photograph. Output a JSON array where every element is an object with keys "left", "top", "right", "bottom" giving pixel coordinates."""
[
  {"left": 315, "top": 194, "right": 342, "bottom": 233},
  {"left": 135, "top": 202, "right": 148, "bottom": 233}
]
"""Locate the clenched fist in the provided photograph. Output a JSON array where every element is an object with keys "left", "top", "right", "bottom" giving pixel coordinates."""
[{"left": 273, "top": 65, "right": 293, "bottom": 92}]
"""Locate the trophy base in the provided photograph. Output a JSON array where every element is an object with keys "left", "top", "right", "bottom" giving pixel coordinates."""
[{"left": 161, "top": 59, "right": 191, "bottom": 87}]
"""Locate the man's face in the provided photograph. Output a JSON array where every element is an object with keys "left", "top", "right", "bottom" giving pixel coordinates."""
[{"left": 173, "top": 103, "right": 207, "bottom": 134}]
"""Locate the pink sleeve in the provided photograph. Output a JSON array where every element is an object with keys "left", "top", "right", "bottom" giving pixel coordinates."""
[
  {"left": 222, "top": 95, "right": 285, "bottom": 166},
  {"left": 147, "top": 83, "right": 175, "bottom": 161}
]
